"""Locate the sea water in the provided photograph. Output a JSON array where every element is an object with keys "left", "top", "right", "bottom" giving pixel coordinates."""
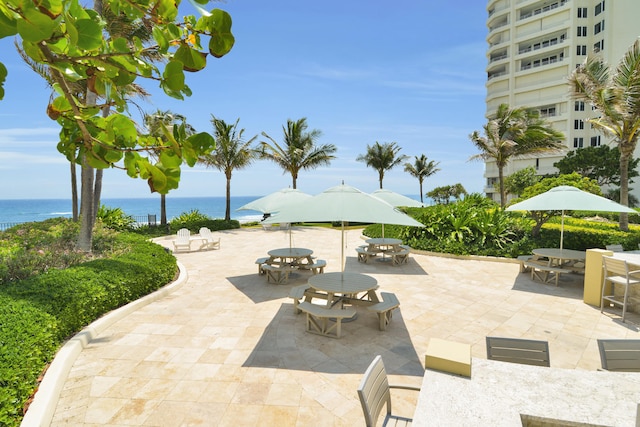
[{"left": 0, "top": 196, "right": 264, "bottom": 225}]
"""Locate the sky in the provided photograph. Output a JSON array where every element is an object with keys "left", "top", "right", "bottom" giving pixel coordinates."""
[{"left": 0, "top": 0, "right": 489, "bottom": 200}]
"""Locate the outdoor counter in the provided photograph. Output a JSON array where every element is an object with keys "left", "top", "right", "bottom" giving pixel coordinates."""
[{"left": 412, "top": 357, "right": 640, "bottom": 426}]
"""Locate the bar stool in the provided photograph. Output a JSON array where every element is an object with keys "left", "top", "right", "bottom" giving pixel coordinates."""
[{"left": 601, "top": 256, "right": 640, "bottom": 323}]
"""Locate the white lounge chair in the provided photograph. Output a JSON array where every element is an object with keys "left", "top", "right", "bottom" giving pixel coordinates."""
[
  {"left": 173, "top": 228, "right": 192, "bottom": 252},
  {"left": 198, "top": 227, "right": 221, "bottom": 250}
]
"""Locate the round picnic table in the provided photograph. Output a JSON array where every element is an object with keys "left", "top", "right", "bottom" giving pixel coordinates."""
[
  {"left": 267, "top": 247, "right": 314, "bottom": 267},
  {"left": 308, "top": 272, "right": 379, "bottom": 308}
]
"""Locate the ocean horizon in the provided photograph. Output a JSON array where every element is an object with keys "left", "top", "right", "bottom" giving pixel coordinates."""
[{"left": 0, "top": 196, "right": 266, "bottom": 225}]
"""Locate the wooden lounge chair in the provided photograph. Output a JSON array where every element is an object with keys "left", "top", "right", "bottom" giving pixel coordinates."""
[
  {"left": 597, "top": 339, "right": 640, "bottom": 372},
  {"left": 486, "top": 336, "right": 550, "bottom": 367},
  {"left": 357, "top": 355, "right": 420, "bottom": 427},
  {"left": 172, "top": 228, "right": 192, "bottom": 252},
  {"left": 198, "top": 227, "right": 220, "bottom": 250}
]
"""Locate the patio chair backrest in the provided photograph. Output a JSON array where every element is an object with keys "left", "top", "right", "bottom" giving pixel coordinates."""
[
  {"left": 606, "top": 244, "right": 624, "bottom": 252},
  {"left": 486, "top": 336, "right": 550, "bottom": 367},
  {"left": 602, "top": 256, "right": 631, "bottom": 278},
  {"left": 177, "top": 228, "right": 190, "bottom": 240},
  {"left": 598, "top": 339, "right": 640, "bottom": 372},
  {"left": 357, "top": 355, "right": 392, "bottom": 427}
]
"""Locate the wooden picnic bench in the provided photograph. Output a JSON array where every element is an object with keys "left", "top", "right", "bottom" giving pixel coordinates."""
[
  {"left": 356, "top": 246, "right": 378, "bottom": 263},
  {"left": 262, "top": 264, "right": 292, "bottom": 284},
  {"left": 367, "top": 292, "right": 400, "bottom": 330},
  {"left": 297, "top": 301, "right": 356, "bottom": 338},
  {"left": 524, "top": 261, "right": 570, "bottom": 287}
]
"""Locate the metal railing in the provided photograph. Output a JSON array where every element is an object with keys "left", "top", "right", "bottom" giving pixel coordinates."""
[{"left": 0, "top": 214, "right": 159, "bottom": 232}]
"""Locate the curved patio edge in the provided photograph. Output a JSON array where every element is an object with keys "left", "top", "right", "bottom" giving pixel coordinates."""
[{"left": 20, "top": 261, "right": 188, "bottom": 427}]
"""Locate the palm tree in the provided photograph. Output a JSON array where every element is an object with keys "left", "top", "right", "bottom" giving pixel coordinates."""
[
  {"left": 199, "top": 117, "right": 257, "bottom": 220},
  {"left": 569, "top": 39, "right": 640, "bottom": 231},
  {"left": 259, "top": 117, "right": 336, "bottom": 188},
  {"left": 469, "top": 103, "right": 564, "bottom": 208},
  {"left": 404, "top": 154, "right": 440, "bottom": 203},
  {"left": 143, "top": 110, "right": 193, "bottom": 226},
  {"left": 356, "top": 142, "right": 408, "bottom": 189}
]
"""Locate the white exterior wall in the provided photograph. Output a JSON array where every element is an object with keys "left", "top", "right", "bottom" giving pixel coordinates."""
[{"left": 484, "top": 0, "right": 640, "bottom": 203}]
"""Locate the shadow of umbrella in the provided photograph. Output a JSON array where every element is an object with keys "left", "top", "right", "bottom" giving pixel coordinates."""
[
  {"left": 506, "top": 185, "right": 637, "bottom": 249},
  {"left": 262, "top": 183, "right": 424, "bottom": 271}
]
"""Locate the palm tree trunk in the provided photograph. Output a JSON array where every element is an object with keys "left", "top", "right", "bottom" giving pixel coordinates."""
[
  {"left": 92, "top": 169, "right": 103, "bottom": 224},
  {"left": 225, "top": 173, "right": 232, "bottom": 221},
  {"left": 77, "top": 155, "right": 95, "bottom": 251},
  {"left": 378, "top": 171, "right": 384, "bottom": 189},
  {"left": 160, "top": 194, "right": 167, "bottom": 226},
  {"left": 619, "top": 148, "right": 630, "bottom": 231},
  {"left": 70, "top": 160, "right": 78, "bottom": 221},
  {"left": 498, "top": 165, "right": 506, "bottom": 208},
  {"left": 419, "top": 179, "right": 424, "bottom": 203}
]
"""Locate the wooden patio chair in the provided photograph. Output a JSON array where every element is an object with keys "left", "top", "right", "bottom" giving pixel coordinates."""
[
  {"left": 597, "top": 339, "right": 640, "bottom": 372},
  {"left": 172, "top": 228, "right": 192, "bottom": 252},
  {"left": 357, "top": 355, "right": 420, "bottom": 427},
  {"left": 198, "top": 227, "right": 221, "bottom": 250},
  {"left": 486, "top": 336, "right": 550, "bottom": 367}
]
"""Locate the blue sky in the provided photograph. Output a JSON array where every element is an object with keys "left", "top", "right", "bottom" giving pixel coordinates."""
[{"left": 0, "top": 0, "right": 488, "bottom": 200}]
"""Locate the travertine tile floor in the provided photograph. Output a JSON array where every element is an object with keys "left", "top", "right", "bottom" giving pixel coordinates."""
[{"left": 47, "top": 227, "right": 640, "bottom": 426}]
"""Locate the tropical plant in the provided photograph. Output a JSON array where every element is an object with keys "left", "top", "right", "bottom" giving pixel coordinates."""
[
  {"left": 0, "top": 1, "right": 234, "bottom": 251},
  {"left": 554, "top": 145, "right": 639, "bottom": 187},
  {"left": 96, "top": 205, "right": 136, "bottom": 231},
  {"left": 469, "top": 103, "right": 564, "bottom": 208},
  {"left": 259, "top": 118, "right": 336, "bottom": 189},
  {"left": 509, "top": 172, "right": 602, "bottom": 237},
  {"left": 569, "top": 39, "right": 640, "bottom": 230},
  {"left": 199, "top": 117, "right": 257, "bottom": 220},
  {"left": 143, "top": 110, "right": 195, "bottom": 226},
  {"left": 357, "top": 142, "right": 408, "bottom": 189},
  {"left": 403, "top": 154, "right": 440, "bottom": 203},
  {"left": 504, "top": 166, "right": 540, "bottom": 198}
]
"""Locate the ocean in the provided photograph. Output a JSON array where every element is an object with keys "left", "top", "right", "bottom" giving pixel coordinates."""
[{"left": 0, "top": 197, "right": 265, "bottom": 226}]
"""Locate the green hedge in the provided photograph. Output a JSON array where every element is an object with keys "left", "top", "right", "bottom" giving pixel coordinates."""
[{"left": 0, "top": 232, "right": 177, "bottom": 425}]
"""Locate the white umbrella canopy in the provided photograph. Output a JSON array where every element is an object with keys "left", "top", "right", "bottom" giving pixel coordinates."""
[
  {"left": 236, "top": 188, "right": 312, "bottom": 214},
  {"left": 371, "top": 189, "right": 424, "bottom": 208},
  {"left": 506, "top": 185, "right": 637, "bottom": 249},
  {"left": 371, "top": 189, "right": 424, "bottom": 238},
  {"left": 263, "top": 183, "right": 424, "bottom": 270}
]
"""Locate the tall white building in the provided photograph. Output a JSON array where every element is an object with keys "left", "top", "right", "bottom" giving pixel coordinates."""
[{"left": 484, "top": 0, "right": 640, "bottom": 202}]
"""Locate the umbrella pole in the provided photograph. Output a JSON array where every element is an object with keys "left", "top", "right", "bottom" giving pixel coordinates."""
[
  {"left": 341, "top": 221, "right": 345, "bottom": 272},
  {"left": 382, "top": 223, "right": 385, "bottom": 239},
  {"left": 560, "top": 210, "right": 565, "bottom": 250}
]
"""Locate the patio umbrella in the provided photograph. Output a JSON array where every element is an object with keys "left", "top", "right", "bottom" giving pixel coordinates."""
[
  {"left": 262, "top": 183, "right": 424, "bottom": 271},
  {"left": 506, "top": 185, "right": 637, "bottom": 249},
  {"left": 237, "top": 188, "right": 312, "bottom": 247},
  {"left": 236, "top": 188, "right": 312, "bottom": 216},
  {"left": 371, "top": 189, "right": 423, "bottom": 237}
]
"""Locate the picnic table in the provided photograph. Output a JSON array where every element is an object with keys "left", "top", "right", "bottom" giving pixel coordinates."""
[
  {"left": 308, "top": 272, "right": 379, "bottom": 308},
  {"left": 267, "top": 247, "right": 314, "bottom": 268}
]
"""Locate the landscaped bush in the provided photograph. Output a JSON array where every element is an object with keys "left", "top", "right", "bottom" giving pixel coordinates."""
[
  {"left": 168, "top": 209, "right": 240, "bottom": 233},
  {"left": 97, "top": 205, "right": 137, "bottom": 231},
  {"left": 0, "top": 225, "right": 178, "bottom": 425}
]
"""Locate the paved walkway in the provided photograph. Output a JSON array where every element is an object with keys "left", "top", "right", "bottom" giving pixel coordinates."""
[{"left": 40, "top": 227, "right": 640, "bottom": 426}]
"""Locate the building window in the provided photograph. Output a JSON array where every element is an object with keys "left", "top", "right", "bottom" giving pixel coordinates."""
[
  {"left": 594, "top": 21, "right": 604, "bottom": 34},
  {"left": 576, "top": 45, "right": 587, "bottom": 55},
  {"left": 594, "top": 40, "right": 604, "bottom": 52},
  {"left": 578, "top": 7, "right": 587, "bottom": 18},
  {"left": 573, "top": 137, "right": 584, "bottom": 148},
  {"left": 574, "top": 101, "right": 585, "bottom": 111},
  {"left": 574, "top": 119, "right": 584, "bottom": 130},
  {"left": 590, "top": 136, "right": 601, "bottom": 147},
  {"left": 539, "top": 106, "right": 556, "bottom": 117},
  {"left": 595, "top": 1, "right": 605, "bottom": 15},
  {"left": 577, "top": 26, "right": 587, "bottom": 37}
]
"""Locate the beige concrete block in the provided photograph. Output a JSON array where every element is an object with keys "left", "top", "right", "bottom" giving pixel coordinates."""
[{"left": 425, "top": 338, "right": 471, "bottom": 377}]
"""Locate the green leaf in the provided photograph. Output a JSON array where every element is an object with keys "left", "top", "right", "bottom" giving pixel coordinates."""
[
  {"left": 156, "top": 0, "right": 178, "bottom": 22},
  {"left": 152, "top": 26, "right": 169, "bottom": 53},
  {"left": 159, "top": 150, "right": 182, "bottom": 168},
  {"left": 74, "top": 19, "right": 103, "bottom": 50},
  {"left": 202, "top": 10, "right": 235, "bottom": 58},
  {"left": 0, "top": 62, "right": 6, "bottom": 100},
  {"left": 106, "top": 114, "right": 138, "bottom": 147},
  {"left": 110, "top": 37, "right": 129, "bottom": 53},
  {"left": 0, "top": 7, "right": 18, "bottom": 38},
  {"left": 162, "top": 60, "right": 185, "bottom": 92},
  {"left": 174, "top": 45, "right": 207, "bottom": 72},
  {"left": 17, "top": 7, "right": 57, "bottom": 43}
]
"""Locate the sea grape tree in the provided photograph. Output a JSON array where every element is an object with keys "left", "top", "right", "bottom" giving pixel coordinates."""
[{"left": 0, "top": 0, "right": 234, "bottom": 250}]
